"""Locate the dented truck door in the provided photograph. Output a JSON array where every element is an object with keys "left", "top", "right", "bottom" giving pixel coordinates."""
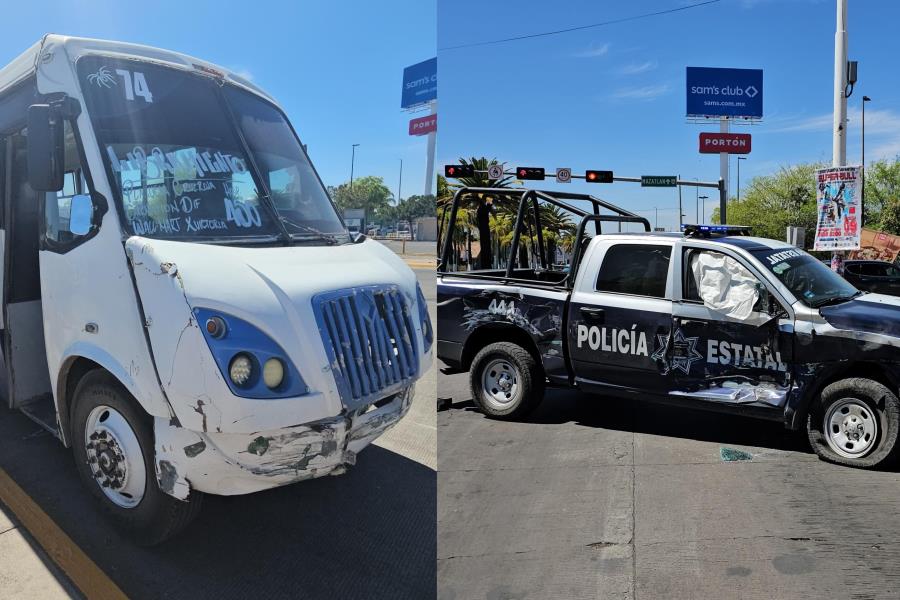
[
  {"left": 669, "top": 246, "right": 793, "bottom": 409},
  {"left": 568, "top": 241, "right": 675, "bottom": 395}
]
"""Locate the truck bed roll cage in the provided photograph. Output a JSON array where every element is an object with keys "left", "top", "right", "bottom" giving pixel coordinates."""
[{"left": 438, "top": 187, "right": 650, "bottom": 288}]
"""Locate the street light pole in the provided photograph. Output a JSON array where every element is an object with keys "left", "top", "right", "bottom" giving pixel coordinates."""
[
  {"left": 737, "top": 157, "right": 747, "bottom": 200},
  {"left": 699, "top": 195, "right": 709, "bottom": 223},
  {"left": 397, "top": 158, "right": 403, "bottom": 205},
  {"left": 862, "top": 95, "right": 871, "bottom": 225},
  {"left": 350, "top": 143, "right": 360, "bottom": 191}
]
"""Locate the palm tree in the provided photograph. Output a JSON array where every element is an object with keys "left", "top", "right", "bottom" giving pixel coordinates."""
[{"left": 448, "top": 157, "right": 515, "bottom": 269}]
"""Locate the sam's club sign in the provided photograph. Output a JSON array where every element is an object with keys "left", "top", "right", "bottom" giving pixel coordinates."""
[
  {"left": 686, "top": 67, "right": 763, "bottom": 119},
  {"left": 401, "top": 57, "right": 437, "bottom": 109}
]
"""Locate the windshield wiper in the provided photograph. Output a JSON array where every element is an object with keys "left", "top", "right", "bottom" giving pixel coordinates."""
[
  {"left": 278, "top": 216, "right": 341, "bottom": 245},
  {"left": 811, "top": 290, "right": 864, "bottom": 308}
]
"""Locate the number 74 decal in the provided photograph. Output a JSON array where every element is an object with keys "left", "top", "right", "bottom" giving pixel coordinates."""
[{"left": 87, "top": 66, "right": 153, "bottom": 103}]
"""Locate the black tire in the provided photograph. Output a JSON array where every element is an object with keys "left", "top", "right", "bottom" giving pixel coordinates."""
[
  {"left": 807, "top": 377, "right": 900, "bottom": 469},
  {"left": 71, "top": 370, "right": 202, "bottom": 545},
  {"left": 469, "top": 342, "right": 544, "bottom": 419}
]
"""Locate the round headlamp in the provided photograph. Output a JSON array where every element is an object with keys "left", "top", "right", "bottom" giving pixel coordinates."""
[
  {"left": 229, "top": 354, "right": 253, "bottom": 386},
  {"left": 263, "top": 358, "right": 285, "bottom": 389}
]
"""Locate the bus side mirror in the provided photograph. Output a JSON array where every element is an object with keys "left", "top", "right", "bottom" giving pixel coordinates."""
[
  {"left": 27, "top": 104, "right": 65, "bottom": 192},
  {"left": 69, "top": 194, "right": 93, "bottom": 236}
]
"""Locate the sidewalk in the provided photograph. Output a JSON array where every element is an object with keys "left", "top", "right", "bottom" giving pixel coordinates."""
[{"left": 0, "top": 501, "right": 80, "bottom": 599}]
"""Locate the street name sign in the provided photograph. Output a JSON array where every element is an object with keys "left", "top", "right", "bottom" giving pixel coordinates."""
[{"left": 641, "top": 175, "right": 677, "bottom": 187}]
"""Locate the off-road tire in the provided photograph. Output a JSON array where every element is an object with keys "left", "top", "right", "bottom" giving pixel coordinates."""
[
  {"left": 71, "top": 370, "right": 202, "bottom": 545},
  {"left": 807, "top": 377, "right": 900, "bottom": 469},
  {"left": 469, "top": 342, "right": 545, "bottom": 419}
]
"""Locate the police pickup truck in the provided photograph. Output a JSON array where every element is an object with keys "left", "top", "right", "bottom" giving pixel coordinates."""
[{"left": 438, "top": 186, "right": 900, "bottom": 469}]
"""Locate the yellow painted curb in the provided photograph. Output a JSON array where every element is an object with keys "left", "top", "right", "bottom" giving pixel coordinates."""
[
  {"left": 0, "top": 468, "right": 128, "bottom": 600},
  {"left": 403, "top": 259, "right": 437, "bottom": 269}
]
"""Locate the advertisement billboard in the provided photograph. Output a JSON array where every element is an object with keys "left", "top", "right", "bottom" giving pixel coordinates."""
[
  {"left": 686, "top": 67, "right": 763, "bottom": 119},
  {"left": 813, "top": 166, "right": 862, "bottom": 251},
  {"left": 401, "top": 57, "right": 437, "bottom": 109},
  {"left": 699, "top": 132, "right": 751, "bottom": 154},
  {"left": 848, "top": 228, "right": 900, "bottom": 263},
  {"left": 408, "top": 113, "right": 437, "bottom": 136}
]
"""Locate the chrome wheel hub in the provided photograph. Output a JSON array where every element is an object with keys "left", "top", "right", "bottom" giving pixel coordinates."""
[
  {"left": 84, "top": 405, "right": 146, "bottom": 508},
  {"left": 824, "top": 398, "right": 878, "bottom": 459},
  {"left": 481, "top": 359, "right": 520, "bottom": 408}
]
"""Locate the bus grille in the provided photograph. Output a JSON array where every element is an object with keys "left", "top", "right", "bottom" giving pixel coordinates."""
[{"left": 313, "top": 285, "right": 419, "bottom": 409}]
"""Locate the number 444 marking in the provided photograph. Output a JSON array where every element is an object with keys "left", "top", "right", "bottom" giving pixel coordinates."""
[{"left": 115, "top": 69, "right": 153, "bottom": 103}]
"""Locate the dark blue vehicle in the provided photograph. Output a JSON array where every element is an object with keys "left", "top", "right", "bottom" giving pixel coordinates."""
[{"left": 438, "top": 187, "right": 900, "bottom": 469}]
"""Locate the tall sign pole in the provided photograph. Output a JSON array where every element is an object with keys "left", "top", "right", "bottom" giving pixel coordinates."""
[
  {"left": 424, "top": 100, "right": 436, "bottom": 195},
  {"left": 833, "top": 0, "right": 848, "bottom": 167}
]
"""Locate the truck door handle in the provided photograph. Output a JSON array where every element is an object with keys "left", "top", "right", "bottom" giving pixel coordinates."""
[{"left": 580, "top": 307, "right": 605, "bottom": 322}]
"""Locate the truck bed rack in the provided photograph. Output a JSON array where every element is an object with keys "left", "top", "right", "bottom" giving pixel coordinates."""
[{"left": 438, "top": 187, "right": 650, "bottom": 288}]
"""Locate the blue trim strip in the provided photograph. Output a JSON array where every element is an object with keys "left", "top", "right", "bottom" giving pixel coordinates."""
[{"left": 193, "top": 308, "right": 309, "bottom": 399}]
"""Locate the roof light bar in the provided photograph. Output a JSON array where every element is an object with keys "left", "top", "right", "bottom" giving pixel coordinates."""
[{"left": 681, "top": 224, "right": 753, "bottom": 237}]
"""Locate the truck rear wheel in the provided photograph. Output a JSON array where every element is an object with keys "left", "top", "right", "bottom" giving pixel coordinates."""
[
  {"left": 71, "top": 370, "right": 202, "bottom": 545},
  {"left": 469, "top": 342, "right": 544, "bottom": 419},
  {"left": 807, "top": 377, "right": 900, "bottom": 469}
]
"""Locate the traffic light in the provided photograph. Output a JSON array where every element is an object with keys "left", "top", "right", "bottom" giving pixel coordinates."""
[
  {"left": 515, "top": 167, "right": 545, "bottom": 181},
  {"left": 444, "top": 164, "right": 474, "bottom": 178},
  {"left": 585, "top": 170, "right": 614, "bottom": 183}
]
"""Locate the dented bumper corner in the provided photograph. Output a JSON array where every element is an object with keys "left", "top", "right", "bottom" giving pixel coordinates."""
[{"left": 153, "top": 385, "right": 413, "bottom": 499}]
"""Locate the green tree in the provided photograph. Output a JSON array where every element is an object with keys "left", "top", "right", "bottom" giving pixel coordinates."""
[
  {"left": 712, "top": 163, "right": 823, "bottom": 248},
  {"left": 328, "top": 176, "right": 394, "bottom": 221},
  {"left": 878, "top": 197, "right": 900, "bottom": 235},
  {"left": 864, "top": 159, "right": 900, "bottom": 230}
]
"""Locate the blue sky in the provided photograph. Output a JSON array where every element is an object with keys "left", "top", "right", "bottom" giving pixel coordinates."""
[
  {"left": 0, "top": 0, "right": 434, "bottom": 199},
  {"left": 438, "top": 0, "right": 899, "bottom": 231}
]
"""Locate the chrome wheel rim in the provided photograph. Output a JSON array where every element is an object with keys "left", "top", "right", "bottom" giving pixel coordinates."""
[
  {"left": 84, "top": 405, "right": 146, "bottom": 508},
  {"left": 824, "top": 398, "right": 878, "bottom": 459},
  {"left": 481, "top": 359, "right": 520, "bottom": 409}
]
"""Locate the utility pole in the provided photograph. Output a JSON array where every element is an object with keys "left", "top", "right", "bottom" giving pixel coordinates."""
[
  {"left": 677, "top": 175, "right": 683, "bottom": 229},
  {"left": 833, "top": 0, "right": 848, "bottom": 167},
  {"left": 862, "top": 95, "right": 871, "bottom": 225},
  {"left": 832, "top": 0, "right": 848, "bottom": 267},
  {"left": 397, "top": 158, "right": 403, "bottom": 205},
  {"left": 350, "top": 143, "right": 360, "bottom": 190}
]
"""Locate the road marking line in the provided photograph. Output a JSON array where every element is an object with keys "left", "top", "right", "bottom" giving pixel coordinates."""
[
  {"left": 0, "top": 467, "right": 128, "bottom": 600},
  {"left": 403, "top": 259, "right": 436, "bottom": 268}
]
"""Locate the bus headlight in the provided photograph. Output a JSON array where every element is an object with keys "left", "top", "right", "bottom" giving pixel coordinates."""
[
  {"left": 263, "top": 358, "right": 285, "bottom": 389},
  {"left": 229, "top": 354, "right": 253, "bottom": 386}
]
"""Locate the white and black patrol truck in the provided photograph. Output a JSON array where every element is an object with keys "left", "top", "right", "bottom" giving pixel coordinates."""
[{"left": 438, "top": 185, "right": 900, "bottom": 469}]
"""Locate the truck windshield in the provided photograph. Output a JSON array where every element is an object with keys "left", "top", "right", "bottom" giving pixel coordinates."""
[
  {"left": 77, "top": 56, "right": 347, "bottom": 243},
  {"left": 750, "top": 247, "right": 860, "bottom": 308}
]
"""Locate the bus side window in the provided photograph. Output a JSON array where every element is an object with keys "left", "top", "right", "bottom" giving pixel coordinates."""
[{"left": 44, "top": 121, "right": 91, "bottom": 245}]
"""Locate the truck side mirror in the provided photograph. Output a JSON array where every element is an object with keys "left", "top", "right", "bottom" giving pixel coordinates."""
[{"left": 27, "top": 104, "right": 65, "bottom": 192}]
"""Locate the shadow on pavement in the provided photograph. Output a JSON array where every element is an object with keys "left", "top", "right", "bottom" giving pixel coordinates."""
[
  {"left": 0, "top": 407, "right": 435, "bottom": 600},
  {"left": 446, "top": 386, "right": 810, "bottom": 455}
]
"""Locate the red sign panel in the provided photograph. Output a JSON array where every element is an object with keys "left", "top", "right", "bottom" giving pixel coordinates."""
[
  {"left": 409, "top": 114, "right": 437, "bottom": 136},
  {"left": 699, "top": 132, "right": 751, "bottom": 154}
]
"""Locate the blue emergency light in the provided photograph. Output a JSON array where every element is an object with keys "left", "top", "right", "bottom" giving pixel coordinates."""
[{"left": 681, "top": 224, "right": 753, "bottom": 237}]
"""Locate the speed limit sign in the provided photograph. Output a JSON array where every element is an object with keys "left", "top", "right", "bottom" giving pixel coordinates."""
[
  {"left": 488, "top": 164, "right": 504, "bottom": 180},
  {"left": 556, "top": 167, "right": 572, "bottom": 183}
]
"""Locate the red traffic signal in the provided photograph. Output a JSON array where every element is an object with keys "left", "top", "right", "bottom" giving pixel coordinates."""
[
  {"left": 516, "top": 167, "right": 545, "bottom": 181},
  {"left": 444, "top": 164, "right": 474, "bottom": 178},
  {"left": 585, "top": 170, "right": 614, "bottom": 183}
]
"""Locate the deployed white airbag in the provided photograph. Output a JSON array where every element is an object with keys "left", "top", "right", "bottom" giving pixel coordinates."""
[{"left": 691, "top": 252, "right": 759, "bottom": 320}]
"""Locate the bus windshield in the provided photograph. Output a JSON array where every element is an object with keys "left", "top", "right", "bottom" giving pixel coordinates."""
[{"left": 77, "top": 55, "right": 347, "bottom": 243}]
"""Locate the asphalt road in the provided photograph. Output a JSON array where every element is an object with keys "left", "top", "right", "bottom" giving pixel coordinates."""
[
  {"left": 0, "top": 268, "right": 436, "bottom": 600},
  {"left": 438, "top": 369, "right": 900, "bottom": 599}
]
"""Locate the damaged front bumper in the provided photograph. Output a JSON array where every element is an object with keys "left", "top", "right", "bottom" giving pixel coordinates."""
[{"left": 153, "top": 386, "right": 414, "bottom": 499}]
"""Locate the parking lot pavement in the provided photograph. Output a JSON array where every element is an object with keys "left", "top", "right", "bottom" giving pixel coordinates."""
[
  {"left": 438, "top": 368, "right": 900, "bottom": 599},
  {"left": 0, "top": 268, "right": 436, "bottom": 600}
]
